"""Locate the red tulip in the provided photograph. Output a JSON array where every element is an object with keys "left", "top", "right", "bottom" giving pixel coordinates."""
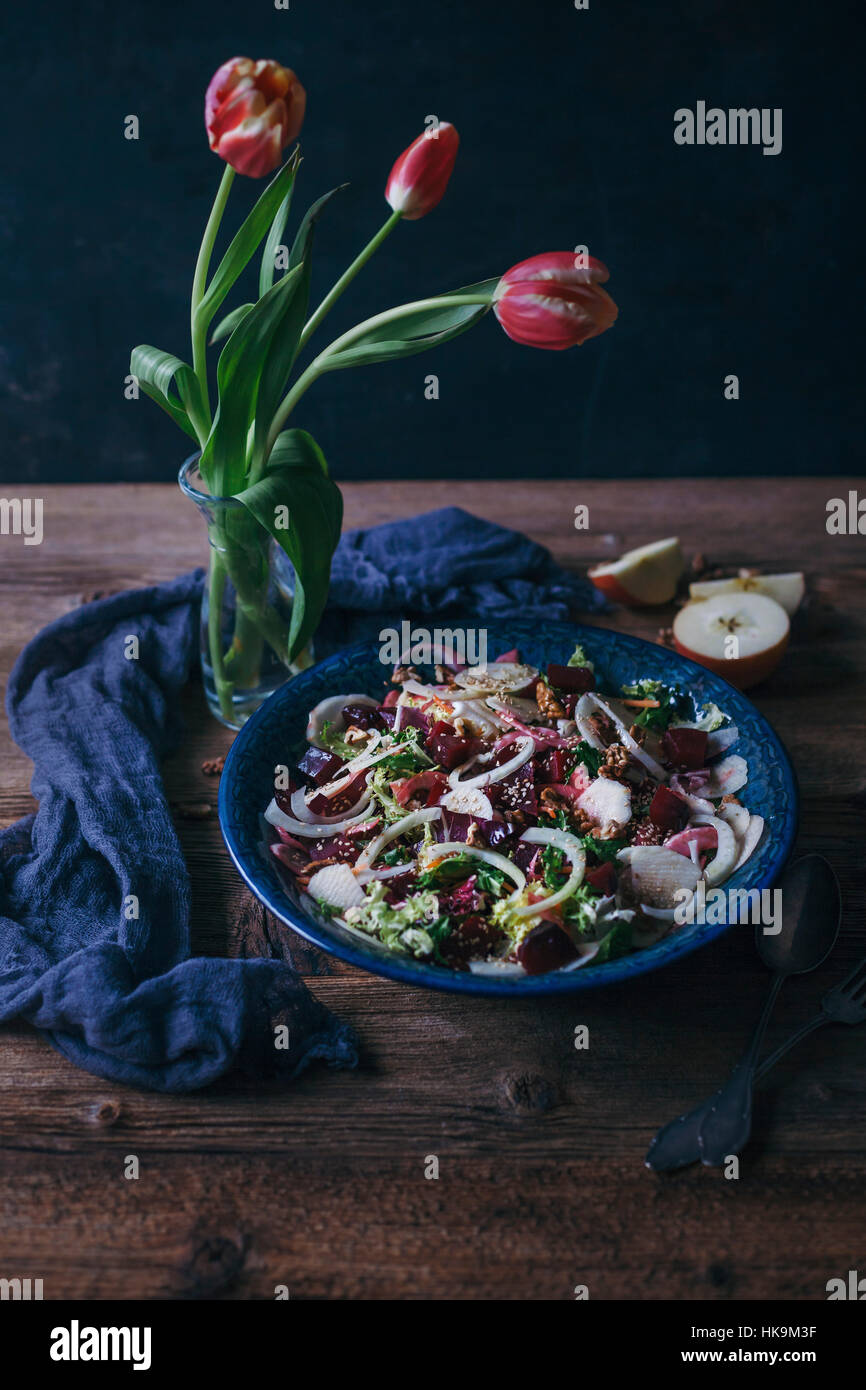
[
  {"left": 205, "top": 57, "right": 306, "bottom": 179},
  {"left": 385, "top": 122, "right": 460, "bottom": 220},
  {"left": 493, "top": 252, "right": 618, "bottom": 350}
]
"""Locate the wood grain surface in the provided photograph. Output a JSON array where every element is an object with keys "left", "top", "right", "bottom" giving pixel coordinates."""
[{"left": 0, "top": 478, "right": 864, "bottom": 1301}]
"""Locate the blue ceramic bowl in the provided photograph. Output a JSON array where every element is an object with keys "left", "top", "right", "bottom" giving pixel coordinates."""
[{"left": 218, "top": 619, "right": 798, "bottom": 996}]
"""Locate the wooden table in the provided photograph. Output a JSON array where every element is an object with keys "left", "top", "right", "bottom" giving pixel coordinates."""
[{"left": 1, "top": 479, "right": 863, "bottom": 1301}]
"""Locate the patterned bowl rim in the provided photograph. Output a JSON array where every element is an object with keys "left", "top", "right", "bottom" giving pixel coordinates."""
[{"left": 218, "top": 620, "right": 799, "bottom": 996}]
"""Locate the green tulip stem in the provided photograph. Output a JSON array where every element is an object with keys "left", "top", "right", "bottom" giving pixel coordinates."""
[
  {"left": 298, "top": 208, "right": 403, "bottom": 353},
  {"left": 190, "top": 164, "right": 236, "bottom": 430},
  {"left": 264, "top": 292, "right": 493, "bottom": 456},
  {"left": 206, "top": 550, "right": 235, "bottom": 721}
]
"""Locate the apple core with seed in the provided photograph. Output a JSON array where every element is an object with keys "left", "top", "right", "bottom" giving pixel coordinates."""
[{"left": 673, "top": 591, "right": 790, "bottom": 690}]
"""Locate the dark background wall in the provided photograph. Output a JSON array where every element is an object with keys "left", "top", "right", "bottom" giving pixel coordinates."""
[{"left": 2, "top": 0, "right": 863, "bottom": 485}]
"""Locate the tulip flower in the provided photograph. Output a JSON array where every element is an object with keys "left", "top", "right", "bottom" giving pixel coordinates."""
[
  {"left": 135, "top": 58, "right": 622, "bottom": 727},
  {"left": 205, "top": 56, "right": 306, "bottom": 179},
  {"left": 385, "top": 122, "right": 460, "bottom": 220},
  {"left": 493, "top": 252, "right": 618, "bottom": 350}
]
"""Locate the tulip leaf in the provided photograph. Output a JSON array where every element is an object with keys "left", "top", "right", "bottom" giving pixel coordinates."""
[
  {"left": 270, "top": 428, "right": 343, "bottom": 551},
  {"left": 269, "top": 426, "right": 327, "bottom": 477},
  {"left": 345, "top": 279, "right": 499, "bottom": 347},
  {"left": 197, "top": 149, "right": 301, "bottom": 331},
  {"left": 320, "top": 302, "right": 491, "bottom": 373},
  {"left": 449, "top": 275, "right": 501, "bottom": 300},
  {"left": 209, "top": 302, "right": 254, "bottom": 346},
  {"left": 235, "top": 429, "right": 342, "bottom": 658},
  {"left": 199, "top": 263, "right": 306, "bottom": 498},
  {"left": 268, "top": 428, "right": 343, "bottom": 557},
  {"left": 130, "top": 344, "right": 207, "bottom": 443},
  {"left": 259, "top": 186, "right": 295, "bottom": 298},
  {"left": 288, "top": 185, "right": 348, "bottom": 272},
  {"left": 249, "top": 185, "right": 348, "bottom": 472}
]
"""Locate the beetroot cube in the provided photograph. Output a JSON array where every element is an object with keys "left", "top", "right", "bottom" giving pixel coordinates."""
[
  {"left": 483, "top": 818, "right": 516, "bottom": 850},
  {"left": 342, "top": 702, "right": 385, "bottom": 731},
  {"left": 517, "top": 923, "right": 578, "bottom": 975},
  {"left": 308, "top": 769, "right": 368, "bottom": 816},
  {"left": 398, "top": 704, "right": 430, "bottom": 736},
  {"left": 547, "top": 663, "right": 594, "bottom": 694},
  {"left": 648, "top": 785, "right": 689, "bottom": 832},
  {"left": 535, "top": 748, "right": 572, "bottom": 785},
  {"left": 491, "top": 761, "right": 538, "bottom": 815},
  {"left": 269, "top": 841, "right": 310, "bottom": 875},
  {"left": 427, "top": 727, "right": 482, "bottom": 770},
  {"left": 307, "top": 834, "right": 361, "bottom": 865},
  {"left": 661, "top": 727, "right": 708, "bottom": 771},
  {"left": 296, "top": 746, "right": 345, "bottom": 787},
  {"left": 585, "top": 862, "right": 616, "bottom": 895}
]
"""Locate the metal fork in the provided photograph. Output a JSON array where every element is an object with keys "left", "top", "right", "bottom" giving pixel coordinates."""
[
  {"left": 754, "top": 953, "right": 866, "bottom": 1077},
  {"left": 646, "top": 954, "right": 866, "bottom": 1171}
]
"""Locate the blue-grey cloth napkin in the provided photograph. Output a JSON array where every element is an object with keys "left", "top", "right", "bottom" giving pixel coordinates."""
[
  {"left": 0, "top": 571, "right": 358, "bottom": 1092},
  {"left": 316, "top": 505, "right": 605, "bottom": 655},
  {"left": 0, "top": 508, "right": 601, "bottom": 1092}
]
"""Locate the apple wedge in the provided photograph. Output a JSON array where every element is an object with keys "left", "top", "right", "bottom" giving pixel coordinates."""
[
  {"left": 589, "top": 537, "right": 684, "bottom": 606},
  {"left": 673, "top": 592, "right": 789, "bottom": 689},
  {"left": 688, "top": 571, "right": 804, "bottom": 616}
]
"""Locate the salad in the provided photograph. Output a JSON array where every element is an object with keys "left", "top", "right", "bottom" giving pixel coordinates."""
[{"left": 264, "top": 647, "right": 764, "bottom": 978}]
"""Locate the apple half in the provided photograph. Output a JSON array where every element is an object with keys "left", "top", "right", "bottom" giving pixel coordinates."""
[
  {"left": 688, "top": 571, "right": 804, "bottom": 616},
  {"left": 673, "top": 591, "right": 789, "bottom": 690},
  {"left": 589, "top": 537, "right": 684, "bottom": 606}
]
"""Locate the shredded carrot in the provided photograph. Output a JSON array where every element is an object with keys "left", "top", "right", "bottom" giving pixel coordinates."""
[{"left": 621, "top": 698, "right": 661, "bottom": 708}]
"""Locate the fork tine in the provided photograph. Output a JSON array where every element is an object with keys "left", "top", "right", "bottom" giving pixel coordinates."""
[{"left": 835, "top": 957, "right": 866, "bottom": 997}]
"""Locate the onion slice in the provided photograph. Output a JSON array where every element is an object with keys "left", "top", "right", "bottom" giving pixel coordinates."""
[
  {"left": 355, "top": 807, "right": 442, "bottom": 870},
  {"left": 468, "top": 959, "right": 528, "bottom": 978},
  {"left": 306, "top": 693, "right": 379, "bottom": 748},
  {"left": 317, "top": 736, "right": 408, "bottom": 793},
  {"left": 509, "top": 826, "right": 586, "bottom": 919},
  {"left": 421, "top": 842, "right": 526, "bottom": 891},
  {"left": 734, "top": 814, "right": 764, "bottom": 869},
  {"left": 485, "top": 701, "right": 563, "bottom": 743},
  {"left": 400, "top": 680, "right": 443, "bottom": 699},
  {"left": 307, "top": 863, "right": 367, "bottom": 910},
  {"left": 456, "top": 698, "right": 510, "bottom": 731},
  {"left": 575, "top": 693, "right": 666, "bottom": 779},
  {"left": 558, "top": 943, "right": 604, "bottom": 972},
  {"left": 702, "top": 754, "right": 749, "bottom": 798},
  {"left": 440, "top": 785, "right": 495, "bottom": 819},
  {"left": 265, "top": 797, "right": 374, "bottom": 839},
  {"left": 639, "top": 903, "right": 681, "bottom": 922},
  {"left": 447, "top": 735, "right": 534, "bottom": 790},
  {"left": 691, "top": 815, "right": 739, "bottom": 886},
  {"left": 290, "top": 785, "right": 371, "bottom": 825},
  {"left": 355, "top": 862, "right": 417, "bottom": 883},
  {"left": 673, "top": 788, "right": 715, "bottom": 816},
  {"left": 717, "top": 799, "right": 750, "bottom": 841},
  {"left": 706, "top": 726, "right": 739, "bottom": 757}
]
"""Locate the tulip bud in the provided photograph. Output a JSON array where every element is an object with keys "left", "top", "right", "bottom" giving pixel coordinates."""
[
  {"left": 493, "top": 252, "right": 618, "bottom": 350},
  {"left": 205, "top": 56, "right": 306, "bottom": 179},
  {"left": 385, "top": 122, "right": 460, "bottom": 220}
]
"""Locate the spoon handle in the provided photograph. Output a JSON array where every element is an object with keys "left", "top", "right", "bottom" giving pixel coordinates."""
[
  {"left": 698, "top": 973, "right": 784, "bottom": 1166},
  {"left": 754, "top": 1013, "right": 827, "bottom": 1080},
  {"left": 646, "top": 1012, "right": 828, "bottom": 1171},
  {"left": 644, "top": 1095, "right": 716, "bottom": 1171}
]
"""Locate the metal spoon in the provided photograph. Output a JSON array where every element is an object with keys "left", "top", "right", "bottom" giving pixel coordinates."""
[{"left": 645, "top": 855, "right": 841, "bottom": 1172}]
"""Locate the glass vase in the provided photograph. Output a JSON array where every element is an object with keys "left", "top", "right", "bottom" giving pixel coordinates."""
[{"left": 179, "top": 455, "right": 313, "bottom": 729}]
